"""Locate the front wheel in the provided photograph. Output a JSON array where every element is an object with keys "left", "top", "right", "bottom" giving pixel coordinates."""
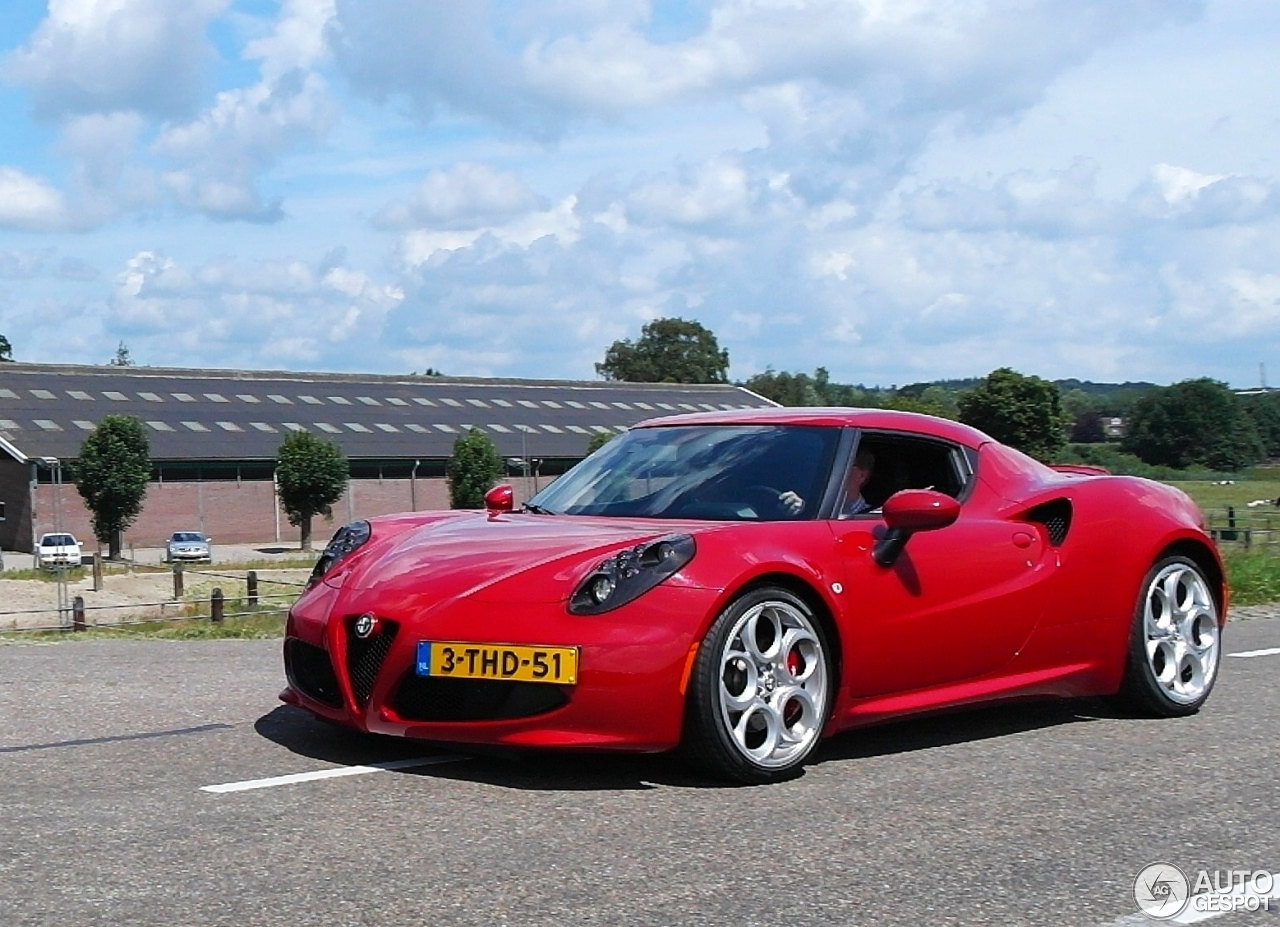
[
  {"left": 682, "top": 587, "right": 832, "bottom": 784},
  {"left": 1117, "top": 556, "right": 1222, "bottom": 716}
]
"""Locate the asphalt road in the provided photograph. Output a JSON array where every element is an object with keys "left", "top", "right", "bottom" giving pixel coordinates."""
[{"left": 2, "top": 621, "right": 1279, "bottom": 927}]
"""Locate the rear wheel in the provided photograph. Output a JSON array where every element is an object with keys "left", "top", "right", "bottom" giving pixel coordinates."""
[
  {"left": 683, "top": 587, "right": 832, "bottom": 784},
  {"left": 1118, "top": 556, "right": 1221, "bottom": 716}
]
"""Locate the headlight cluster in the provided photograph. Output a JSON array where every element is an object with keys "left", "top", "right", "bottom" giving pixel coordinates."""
[
  {"left": 307, "top": 520, "right": 372, "bottom": 588},
  {"left": 568, "top": 534, "right": 696, "bottom": 615}
]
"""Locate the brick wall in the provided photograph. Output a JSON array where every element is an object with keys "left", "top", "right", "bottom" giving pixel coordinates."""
[{"left": 29, "top": 476, "right": 473, "bottom": 548}]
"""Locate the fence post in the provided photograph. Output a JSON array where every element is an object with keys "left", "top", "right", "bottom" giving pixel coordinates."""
[
  {"left": 92, "top": 552, "right": 103, "bottom": 592},
  {"left": 173, "top": 560, "right": 184, "bottom": 599},
  {"left": 1222, "top": 506, "right": 1239, "bottom": 541},
  {"left": 247, "top": 570, "right": 258, "bottom": 607},
  {"left": 73, "top": 595, "right": 86, "bottom": 632},
  {"left": 211, "top": 588, "right": 224, "bottom": 623}
]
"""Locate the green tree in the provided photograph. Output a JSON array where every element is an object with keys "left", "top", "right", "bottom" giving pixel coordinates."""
[
  {"left": 596, "top": 317, "right": 729, "bottom": 383},
  {"left": 1243, "top": 392, "right": 1280, "bottom": 459},
  {"left": 447, "top": 428, "right": 503, "bottom": 509},
  {"left": 958, "top": 368, "right": 1067, "bottom": 462},
  {"left": 275, "top": 431, "right": 349, "bottom": 550},
  {"left": 0, "top": 333, "right": 13, "bottom": 361},
  {"left": 109, "top": 341, "right": 134, "bottom": 366},
  {"left": 1122, "top": 379, "right": 1264, "bottom": 471},
  {"left": 74, "top": 415, "right": 151, "bottom": 559},
  {"left": 742, "top": 367, "right": 877, "bottom": 407},
  {"left": 585, "top": 431, "right": 615, "bottom": 455}
]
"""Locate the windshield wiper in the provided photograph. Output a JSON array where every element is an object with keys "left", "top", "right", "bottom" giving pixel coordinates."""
[{"left": 522, "top": 502, "right": 557, "bottom": 515}]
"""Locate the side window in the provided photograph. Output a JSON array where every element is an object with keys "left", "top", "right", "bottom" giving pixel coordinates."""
[{"left": 838, "top": 434, "right": 971, "bottom": 515}]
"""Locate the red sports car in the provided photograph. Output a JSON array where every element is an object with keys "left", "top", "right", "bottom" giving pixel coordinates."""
[{"left": 282, "top": 408, "right": 1226, "bottom": 783}]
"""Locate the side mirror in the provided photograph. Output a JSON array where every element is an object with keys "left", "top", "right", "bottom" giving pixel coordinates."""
[
  {"left": 874, "top": 489, "right": 960, "bottom": 567},
  {"left": 484, "top": 484, "right": 515, "bottom": 518}
]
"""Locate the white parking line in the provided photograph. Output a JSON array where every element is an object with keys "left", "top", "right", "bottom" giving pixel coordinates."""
[
  {"left": 1227, "top": 647, "right": 1280, "bottom": 659},
  {"left": 201, "top": 755, "right": 466, "bottom": 793}
]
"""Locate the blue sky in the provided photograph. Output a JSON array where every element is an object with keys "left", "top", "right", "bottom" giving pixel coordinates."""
[{"left": 0, "top": 0, "right": 1277, "bottom": 389}]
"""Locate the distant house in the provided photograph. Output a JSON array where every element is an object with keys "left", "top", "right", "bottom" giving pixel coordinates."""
[
  {"left": 0, "top": 363, "right": 775, "bottom": 553},
  {"left": 1102, "top": 417, "right": 1127, "bottom": 439}
]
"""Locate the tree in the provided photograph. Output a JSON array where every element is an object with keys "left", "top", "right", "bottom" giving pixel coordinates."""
[
  {"left": 742, "top": 366, "right": 876, "bottom": 407},
  {"left": 1243, "top": 391, "right": 1280, "bottom": 459},
  {"left": 275, "top": 431, "right": 349, "bottom": 550},
  {"left": 585, "top": 431, "right": 615, "bottom": 455},
  {"left": 447, "top": 428, "right": 503, "bottom": 509},
  {"left": 74, "top": 415, "right": 151, "bottom": 559},
  {"left": 1122, "top": 379, "right": 1264, "bottom": 471},
  {"left": 883, "top": 385, "right": 958, "bottom": 419},
  {"left": 109, "top": 341, "right": 134, "bottom": 366},
  {"left": 596, "top": 317, "right": 729, "bottom": 383},
  {"left": 0, "top": 333, "right": 12, "bottom": 362},
  {"left": 957, "top": 368, "right": 1067, "bottom": 462}
]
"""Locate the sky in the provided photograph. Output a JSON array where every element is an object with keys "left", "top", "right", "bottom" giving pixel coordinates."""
[{"left": 0, "top": 0, "right": 1277, "bottom": 390}]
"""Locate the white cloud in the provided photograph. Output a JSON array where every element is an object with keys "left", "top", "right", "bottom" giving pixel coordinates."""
[
  {"left": 156, "top": 69, "right": 337, "bottom": 222},
  {"left": 0, "top": 167, "right": 70, "bottom": 232},
  {"left": 3, "top": 0, "right": 230, "bottom": 120},
  {"left": 245, "top": 0, "right": 336, "bottom": 80},
  {"left": 374, "top": 163, "right": 546, "bottom": 231},
  {"left": 397, "top": 196, "right": 582, "bottom": 268},
  {"left": 626, "top": 156, "right": 752, "bottom": 228}
]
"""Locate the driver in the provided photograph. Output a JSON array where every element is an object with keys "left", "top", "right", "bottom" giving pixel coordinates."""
[
  {"left": 774, "top": 449, "right": 875, "bottom": 517},
  {"left": 839, "top": 449, "right": 875, "bottom": 516}
]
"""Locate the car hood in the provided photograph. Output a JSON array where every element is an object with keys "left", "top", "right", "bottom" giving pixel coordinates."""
[{"left": 329, "top": 513, "right": 720, "bottom": 607}]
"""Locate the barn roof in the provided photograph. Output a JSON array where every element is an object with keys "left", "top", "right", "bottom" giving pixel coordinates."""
[{"left": 0, "top": 363, "right": 775, "bottom": 463}]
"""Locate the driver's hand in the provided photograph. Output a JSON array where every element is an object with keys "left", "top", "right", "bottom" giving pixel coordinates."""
[{"left": 777, "top": 490, "right": 804, "bottom": 515}]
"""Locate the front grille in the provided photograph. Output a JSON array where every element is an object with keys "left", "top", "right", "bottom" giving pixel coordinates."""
[
  {"left": 344, "top": 617, "right": 400, "bottom": 707},
  {"left": 284, "top": 639, "right": 342, "bottom": 707},
  {"left": 392, "top": 674, "right": 568, "bottom": 722}
]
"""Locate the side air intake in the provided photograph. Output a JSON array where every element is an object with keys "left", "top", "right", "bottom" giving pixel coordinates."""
[{"left": 1024, "top": 499, "right": 1073, "bottom": 547}]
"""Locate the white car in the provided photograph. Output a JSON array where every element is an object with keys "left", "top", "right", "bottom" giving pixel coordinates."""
[
  {"left": 37, "top": 533, "right": 82, "bottom": 570},
  {"left": 165, "top": 531, "right": 211, "bottom": 563}
]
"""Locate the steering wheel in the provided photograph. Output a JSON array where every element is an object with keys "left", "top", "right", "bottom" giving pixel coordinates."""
[{"left": 741, "top": 484, "right": 788, "bottom": 519}]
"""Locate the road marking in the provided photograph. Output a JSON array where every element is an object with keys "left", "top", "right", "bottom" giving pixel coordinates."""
[
  {"left": 201, "top": 755, "right": 466, "bottom": 793},
  {"left": 1227, "top": 647, "right": 1280, "bottom": 659}
]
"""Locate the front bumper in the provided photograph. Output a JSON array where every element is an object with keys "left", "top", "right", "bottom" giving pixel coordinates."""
[
  {"left": 39, "top": 554, "right": 79, "bottom": 567},
  {"left": 169, "top": 549, "right": 210, "bottom": 561},
  {"left": 281, "top": 583, "right": 715, "bottom": 753}
]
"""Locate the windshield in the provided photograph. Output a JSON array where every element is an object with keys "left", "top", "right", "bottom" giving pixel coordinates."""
[
  {"left": 172, "top": 533, "right": 205, "bottom": 542},
  {"left": 41, "top": 534, "right": 76, "bottom": 546},
  {"left": 529, "top": 424, "right": 841, "bottom": 520}
]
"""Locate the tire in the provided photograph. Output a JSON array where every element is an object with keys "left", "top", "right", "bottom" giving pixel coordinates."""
[
  {"left": 1117, "top": 556, "right": 1222, "bottom": 716},
  {"left": 683, "top": 587, "right": 833, "bottom": 784}
]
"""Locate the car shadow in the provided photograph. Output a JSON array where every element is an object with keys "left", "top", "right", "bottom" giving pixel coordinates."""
[
  {"left": 811, "top": 696, "right": 1116, "bottom": 767},
  {"left": 256, "top": 696, "right": 1122, "bottom": 792}
]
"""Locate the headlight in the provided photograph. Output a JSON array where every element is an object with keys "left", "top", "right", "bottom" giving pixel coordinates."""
[
  {"left": 568, "top": 534, "right": 695, "bottom": 615},
  {"left": 308, "top": 520, "right": 372, "bottom": 588}
]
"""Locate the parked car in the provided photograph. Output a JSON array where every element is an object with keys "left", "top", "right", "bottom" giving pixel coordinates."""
[
  {"left": 37, "top": 533, "right": 82, "bottom": 570},
  {"left": 282, "top": 408, "right": 1226, "bottom": 784},
  {"left": 165, "top": 531, "right": 211, "bottom": 563}
]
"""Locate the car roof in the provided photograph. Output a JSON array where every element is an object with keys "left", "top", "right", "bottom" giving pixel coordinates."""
[{"left": 633, "top": 406, "right": 995, "bottom": 449}]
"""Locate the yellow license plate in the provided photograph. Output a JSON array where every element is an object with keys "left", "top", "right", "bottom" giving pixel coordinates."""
[{"left": 417, "top": 641, "right": 578, "bottom": 684}]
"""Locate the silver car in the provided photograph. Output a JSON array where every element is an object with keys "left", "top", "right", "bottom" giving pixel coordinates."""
[{"left": 165, "top": 531, "right": 211, "bottom": 563}]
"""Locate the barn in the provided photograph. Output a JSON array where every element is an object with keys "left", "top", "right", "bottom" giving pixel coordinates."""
[{"left": 0, "top": 363, "right": 774, "bottom": 554}]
